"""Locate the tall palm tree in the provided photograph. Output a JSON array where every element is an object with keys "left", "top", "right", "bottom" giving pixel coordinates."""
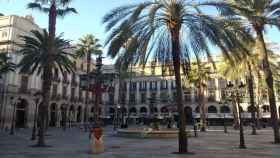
[
  {"left": 114, "top": 38, "right": 138, "bottom": 128},
  {"left": 17, "top": 30, "right": 75, "bottom": 146},
  {"left": 26, "top": 0, "right": 76, "bottom": 146},
  {"left": 219, "top": 48, "right": 280, "bottom": 134},
  {"left": 75, "top": 34, "right": 102, "bottom": 128},
  {"left": 103, "top": 0, "right": 251, "bottom": 153},
  {"left": 202, "top": 0, "right": 280, "bottom": 144},
  {"left": 219, "top": 52, "right": 259, "bottom": 133},
  {"left": 187, "top": 61, "right": 212, "bottom": 132}
]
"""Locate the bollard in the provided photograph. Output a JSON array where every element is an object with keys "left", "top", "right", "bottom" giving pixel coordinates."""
[{"left": 90, "top": 127, "right": 104, "bottom": 154}]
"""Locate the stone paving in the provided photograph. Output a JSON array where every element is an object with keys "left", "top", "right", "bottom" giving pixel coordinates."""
[{"left": 0, "top": 126, "right": 279, "bottom": 158}]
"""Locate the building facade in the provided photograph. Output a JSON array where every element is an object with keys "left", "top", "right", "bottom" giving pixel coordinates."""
[{"left": 0, "top": 15, "right": 280, "bottom": 130}]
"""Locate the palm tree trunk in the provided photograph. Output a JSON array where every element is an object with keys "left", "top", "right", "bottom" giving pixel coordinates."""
[
  {"left": 247, "top": 63, "right": 257, "bottom": 135},
  {"left": 84, "top": 51, "right": 91, "bottom": 128},
  {"left": 232, "top": 96, "right": 240, "bottom": 130},
  {"left": 49, "top": 2, "right": 56, "bottom": 40},
  {"left": 255, "top": 28, "right": 280, "bottom": 144},
  {"left": 170, "top": 28, "right": 188, "bottom": 153},
  {"left": 199, "top": 83, "right": 207, "bottom": 132},
  {"left": 37, "top": 67, "right": 51, "bottom": 146},
  {"left": 36, "top": 1, "right": 57, "bottom": 147}
]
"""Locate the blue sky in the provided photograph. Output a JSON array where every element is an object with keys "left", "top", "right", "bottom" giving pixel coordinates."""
[{"left": 1, "top": 0, "right": 280, "bottom": 63}]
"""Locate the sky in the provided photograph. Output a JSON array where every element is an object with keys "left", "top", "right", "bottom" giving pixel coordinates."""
[{"left": 1, "top": 0, "right": 280, "bottom": 63}]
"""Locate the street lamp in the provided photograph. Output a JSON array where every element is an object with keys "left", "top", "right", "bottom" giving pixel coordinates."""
[
  {"left": 223, "top": 111, "right": 228, "bottom": 133},
  {"left": 9, "top": 96, "right": 17, "bottom": 135},
  {"left": 31, "top": 91, "right": 41, "bottom": 140},
  {"left": 114, "top": 105, "right": 121, "bottom": 130},
  {"left": 193, "top": 111, "right": 198, "bottom": 137},
  {"left": 227, "top": 81, "right": 246, "bottom": 149}
]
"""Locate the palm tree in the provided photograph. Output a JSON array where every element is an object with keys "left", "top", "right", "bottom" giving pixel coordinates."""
[
  {"left": 26, "top": 0, "right": 76, "bottom": 146},
  {"left": 219, "top": 47, "right": 280, "bottom": 134},
  {"left": 0, "top": 53, "right": 15, "bottom": 124},
  {"left": 0, "top": 53, "right": 16, "bottom": 75},
  {"left": 17, "top": 30, "right": 75, "bottom": 146},
  {"left": 114, "top": 38, "right": 138, "bottom": 128},
  {"left": 27, "top": 0, "right": 77, "bottom": 41},
  {"left": 219, "top": 52, "right": 259, "bottom": 133},
  {"left": 75, "top": 34, "right": 102, "bottom": 128},
  {"left": 202, "top": 0, "right": 280, "bottom": 144},
  {"left": 103, "top": 0, "right": 251, "bottom": 153},
  {"left": 187, "top": 61, "right": 212, "bottom": 132}
]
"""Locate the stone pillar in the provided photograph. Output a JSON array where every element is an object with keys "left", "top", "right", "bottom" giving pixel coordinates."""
[
  {"left": 136, "top": 81, "right": 140, "bottom": 105},
  {"left": 191, "top": 84, "right": 195, "bottom": 103},
  {"left": 215, "top": 78, "right": 220, "bottom": 102}
]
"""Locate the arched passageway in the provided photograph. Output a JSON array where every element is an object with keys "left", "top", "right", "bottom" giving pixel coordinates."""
[
  {"left": 261, "top": 105, "right": 270, "bottom": 113},
  {"left": 184, "top": 106, "right": 193, "bottom": 124},
  {"left": 109, "top": 107, "right": 115, "bottom": 115},
  {"left": 49, "top": 103, "right": 57, "bottom": 127},
  {"left": 208, "top": 105, "right": 217, "bottom": 113},
  {"left": 140, "top": 107, "right": 148, "bottom": 114},
  {"left": 160, "top": 107, "right": 169, "bottom": 114},
  {"left": 129, "top": 107, "right": 137, "bottom": 115},
  {"left": 60, "top": 105, "right": 67, "bottom": 128},
  {"left": 69, "top": 105, "right": 75, "bottom": 126},
  {"left": 15, "top": 98, "right": 28, "bottom": 128},
  {"left": 76, "top": 106, "right": 82, "bottom": 123},
  {"left": 220, "top": 106, "right": 231, "bottom": 113}
]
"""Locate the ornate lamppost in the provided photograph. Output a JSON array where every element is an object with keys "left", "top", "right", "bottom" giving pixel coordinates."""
[
  {"left": 80, "top": 55, "right": 118, "bottom": 127},
  {"left": 227, "top": 81, "right": 246, "bottom": 149},
  {"left": 31, "top": 91, "right": 41, "bottom": 140},
  {"left": 9, "top": 97, "right": 20, "bottom": 135},
  {"left": 193, "top": 111, "right": 198, "bottom": 137}
]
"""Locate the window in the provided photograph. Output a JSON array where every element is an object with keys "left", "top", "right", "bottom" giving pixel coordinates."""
[
  {"left": 79, "top": 89, "right": 82, "bottom": 100},
  {"left": 208, "top": 79, "right": 215, "bottom": 89},
  {"left": 129, "top": 82, "right": 137, "bottom": 91},
  {"left": 208, "top": 90, "right": 216, "bottom": 102},
  {"left": 108, "top": 93, "right": 114, "bottom": 105},
  {"left": 150, "top": 81, "right": 157, "bottom": 91},
  {"left": 121, "top": 93, "right": 126, "bottom": 104},
  {"left": 150, "top": 93, "right": 157, "bottom": 102},
  {"left": 62, "top": 86, "right": 67, "bottom": 98},
  {"left": 160, "top": 92, "right": 168, "bottom": 103},
  {"left": 71, "top": 88, "right": 75, "bottom": 99},
  {"left": 184, "top": 91, "right": 192, "bottom": 102},
  {"left": 20, "top": 76, "right": 29, "bottom": 92},
  {"left": 141, "top": 93, "right": 146, "bottom": 103},
  {"left": 52, "top": 84, "right": 58, "bottom": 97},
  {"left": 139, "top": 81, "right": 147, "bottom": 91},
  {"left": 171, "top": 81, "right": 176, "bottom": 89},
  {"left": 81, "top": 63, "right": 84, "bottom": 71},
  {"left": 129, "top": 93, "right": 136, "bottom": 104},
  {"left": 169, "top": 66, "right": 174, "bottom": 76},
  {"left": 160, "top": 80, "right": 168, "bottom": 90}
]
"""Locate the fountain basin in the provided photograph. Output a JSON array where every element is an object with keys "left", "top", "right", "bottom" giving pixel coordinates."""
[{"left": 116, "top": 128, "right": 191, "bottom": 138}]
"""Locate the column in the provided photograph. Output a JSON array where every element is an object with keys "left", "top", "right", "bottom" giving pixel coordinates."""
[
  {"left": 136, "top": 81, "right": 140, "bottom": 105},
  {"left": 215, "top": 78, "right": 220, "bottom": 102}
]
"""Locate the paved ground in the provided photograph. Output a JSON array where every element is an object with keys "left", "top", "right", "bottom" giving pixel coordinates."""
[{"left": 0, "top": 126, "right": 279, "bottom": 158}]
